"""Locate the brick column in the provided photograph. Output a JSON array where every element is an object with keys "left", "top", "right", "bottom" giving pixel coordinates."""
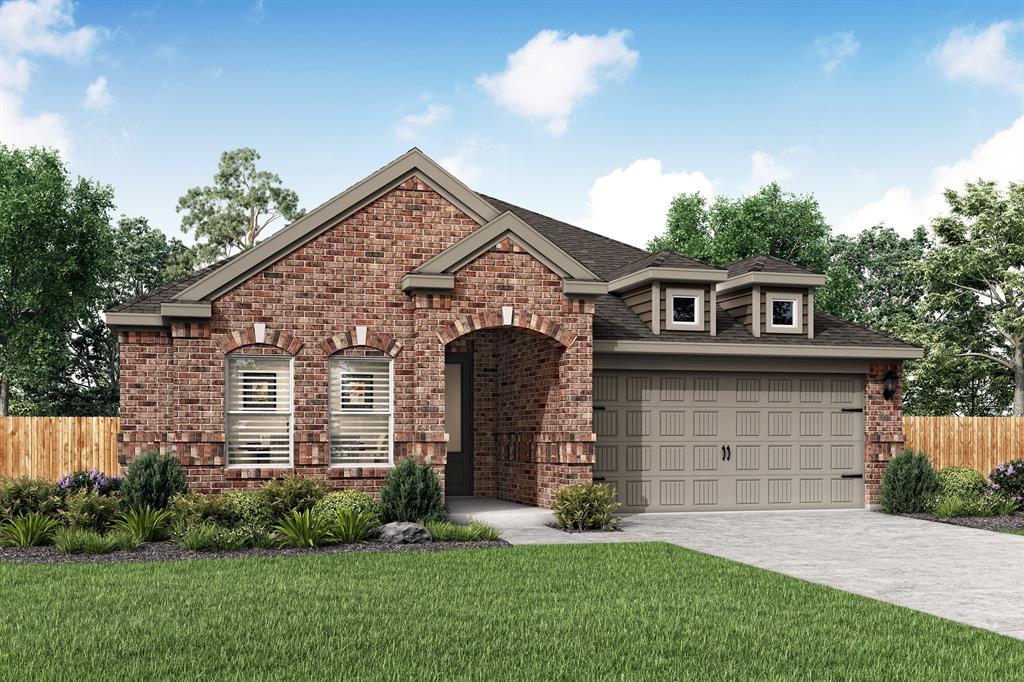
[{"left": 864, "top": 362, "right": 905, "bottom": 506}]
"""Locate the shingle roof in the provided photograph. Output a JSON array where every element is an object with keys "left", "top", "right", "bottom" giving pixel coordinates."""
[
  {"left": 593, "top": 295, "right": 917, "bottom": 349},
  {"left": 726, "top": 254, "right": 819, "bottom": 277},
  {"left": 107, "top": 255, "right": 240, "bottom": 314},
  {"left": 479, "top": 195, "right": 649, "bottom": 280},
  {"left": 605, "top": 250, "right": 723, "bottom": 280}
]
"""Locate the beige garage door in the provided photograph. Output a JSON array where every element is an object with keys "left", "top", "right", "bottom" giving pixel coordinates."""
[{"left": 593, "top": 371, "right": 864, "bottom": 512}]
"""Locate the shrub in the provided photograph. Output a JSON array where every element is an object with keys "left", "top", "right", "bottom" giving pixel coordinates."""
[
  {"left": 274, "top": 509, "right": 334, "bottom": 548},
  {"left": 167, "top": 493, "right": 234, "bottom": 528},
  {"left": 934, "top": 492, "right": 1017, "bottom": 518},
  {"left": 552, "top": 482, "right": 621, "bottom": 531},
  {"left": 0, "top": 513, "right": 60, "bottom": 547},
  {"left": 120, "top": 451, "right": 188, "bottom": 510},
  {"left": 221, "top": 490, "right": 275, "bottom": 532},
  {"left": 0, "top": 477, "right": 61, "bottom": 521},
  {"left": 259, "top": 476, "right": 326, "bottom": 517},
  {"left": 54, "top": 527, "right": 141, "bottom": 554},
  {"left": 880, "top": 449, "right": 939, "bottom": 514},
  {"left": 330, "top": 509, "right": 378, "bottom": 543},
  {"left": 56, "top": 470, "right": 122, "bottom": 497},
  {"left": 114, "top": 506, "right": 171, "bottom": 542},
  {"left": 936, "top": 467, "right": 987, "bottom": 499},
  {"left": 379, "top": 459, "right": 446, "bottom": 523},
  {"left": 312, "top": 491, "right": 380, "bottom": 527},
  {"left": 59, "top": 491, "right": 120, "bottom": 532},
  {"left": 172, "top": 522, "right": 245, "bottom": 552},
  {"left": 424, "top": 521, "right": 500, "bottom": 542},
  {"left": 990, "top": 459, "right": 1024, "bottom": 505}
]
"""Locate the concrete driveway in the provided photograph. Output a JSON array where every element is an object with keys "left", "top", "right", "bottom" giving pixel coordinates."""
[{"left": 448, "top": 497, "right": 1024, "bottom": 639}]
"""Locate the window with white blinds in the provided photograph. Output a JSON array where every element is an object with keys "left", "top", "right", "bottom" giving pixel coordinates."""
[
  {"left": 225, "top": 356, "right": 292, "bottom": 466},
  {"left": 329, "top": 357, "right": 393, "bottom": 467}
]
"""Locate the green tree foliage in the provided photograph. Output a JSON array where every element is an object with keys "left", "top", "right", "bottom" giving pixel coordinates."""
[
  {"left": 177, "top": 148, "right": 304, "bottom": 265},
  {"left": 923, "top": 181, "right": 1024, "bottom": 415},
  {"left": 0, "top": 146, "right": 115, "bottom": 415},
  {"left": 648, "top": 183, "right": 832, "bottom": 272}
]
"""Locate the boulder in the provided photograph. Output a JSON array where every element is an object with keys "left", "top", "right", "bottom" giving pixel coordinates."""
[{"left": 377, "top": 521, "right": 432, "bottom": 544}]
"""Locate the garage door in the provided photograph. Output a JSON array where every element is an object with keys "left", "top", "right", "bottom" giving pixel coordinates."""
[{"left": 593, "top": 371, "right": 864, "bottom": 512}]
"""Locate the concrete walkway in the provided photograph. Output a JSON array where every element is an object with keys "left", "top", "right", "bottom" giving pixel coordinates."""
[{"left": 448, "top": 497, "right": 1024, "bottom": 639}]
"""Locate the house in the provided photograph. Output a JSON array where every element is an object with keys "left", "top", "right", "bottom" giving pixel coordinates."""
[{"left": 105, "top": 149, "right": 922, "bottom": 512}]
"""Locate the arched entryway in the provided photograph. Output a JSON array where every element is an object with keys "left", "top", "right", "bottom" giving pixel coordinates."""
[{"left": 441, "top": 311, "right": 593, "bottom": 506}]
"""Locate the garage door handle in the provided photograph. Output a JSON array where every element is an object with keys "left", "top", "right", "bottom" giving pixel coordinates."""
[
  {"left": 840, "top": 474, "right": 863, "bottom": 479},
  {"left": 722, "top": 445, "right": 727, "bottom": 461},
  {"left": 726, "top": 445, "right": 732, "bottom": 461},
  {"left": 841, "top": 408, "right": 863, "bottom": 413}
]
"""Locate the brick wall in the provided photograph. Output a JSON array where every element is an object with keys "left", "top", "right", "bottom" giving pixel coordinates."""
[
  {"left": 864, "top": 362, "right": 906, "bottom": 506},
  {"left": 118, "top": 179, "right": 595, "bottom": 502}
]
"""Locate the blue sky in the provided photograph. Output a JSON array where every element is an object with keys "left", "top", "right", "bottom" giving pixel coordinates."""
[{"left": 2, "top": 0, "right": 1022, "bottom": 248}]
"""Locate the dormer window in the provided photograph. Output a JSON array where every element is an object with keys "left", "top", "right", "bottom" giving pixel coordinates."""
[
  {"left": 665, "top": 288, "right": 704, "bottom": 331},
  {"left": 766, "top": 291, "right": 802, "bottom": 333}
]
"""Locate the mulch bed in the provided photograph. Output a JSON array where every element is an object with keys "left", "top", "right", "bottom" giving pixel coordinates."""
[
  {"left": 898, "top": 512, "right": 1024, "bottom": 533},
  {"left": 0, "top": 539, "right": 511, "bottom": 566}
]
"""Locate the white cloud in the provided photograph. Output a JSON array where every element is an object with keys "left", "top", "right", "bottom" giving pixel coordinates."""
[
  {"left": 0, "top": 0, "right": 101, "bottom": 59},
  {"left": 750, "top": 150, "right": 795, "bottom": 189},
  {"left": 0, "top": 54, "right": 31, "bottom": 90},
  {"left": 394, "top": 103, "right": 452, "bottom": 140},
  {"left": 0, "top": 88, "right": 72, "bottom": 155},
  {"left": 838, "top": 116, "right": 1024, "bottom": 235},
  {"left": 929, "top": 21, "right": 1023, "bottom": 94},
  {"left": 477, "top": 29, "right": 638, "bottom": 135},
  {"left": 83, "top": 75, "right": 112, "bottom": 111},
  {"left": 438, "top": 137, "right": 503, "bottom": 186},
  {"left": 0, "top": 0, "right": 105, "bottom": 158},
  {"left": 575, "top": 159, "right": 715, "bottom": 247},
  {"left": 814, "top": 31, "right": 859, "bottom": 73}
]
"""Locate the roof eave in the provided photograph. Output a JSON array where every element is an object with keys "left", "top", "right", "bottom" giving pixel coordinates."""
[
  {"left": 593, "top": 339, "right": 924, "bottom": 359},
  {"left": 608, "top": 267, "right": 729, "bottom": 293}
]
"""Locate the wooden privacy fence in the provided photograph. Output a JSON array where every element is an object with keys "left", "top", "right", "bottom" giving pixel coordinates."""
[
  {"left": 1, "top": 415, "right": 1022, "bottom": 482},
  {"left": 1, "top": 417, "right": 120, "bottom": 481},
  {"left": 903, "top": 416, "right": 1024, "bottom": 476}
]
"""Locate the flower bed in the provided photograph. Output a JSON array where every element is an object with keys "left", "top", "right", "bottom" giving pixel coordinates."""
[
  {"left": 0, "top": 539, "right": 510, "bottom": 565},
  {"left": 897, "top": 512, "right": 1024, "bottom": 533}
]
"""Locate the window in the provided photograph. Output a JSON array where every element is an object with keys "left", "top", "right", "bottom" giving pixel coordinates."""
[
  {"left": 330, "top": 357, "right": 393, "bottom": 466},
  {"left": 772, "top": 299, "right": 795, "bottom": 326},
  {"left": 765, "top": 291, "right": 802, "bottom": 333},
  {"left": 226, "top": 356, "right": 292, "bottom": 466},
  {"left": 665, "top": 287, "right": 704, "bottom": 331}
]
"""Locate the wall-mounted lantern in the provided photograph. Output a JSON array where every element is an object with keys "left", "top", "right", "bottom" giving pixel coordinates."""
[{"left": 882, "top": 370, "right": 899, "bottom": 400}]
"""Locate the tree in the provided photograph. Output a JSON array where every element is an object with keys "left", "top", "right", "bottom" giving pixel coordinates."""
[
  {"left": 923, "top": 180, "right": 1024, "bottom": 415},
  {"left": 819, "top": 224, "right": 1012, "bottom": 415},
  {"left": 177, "top": 148, "right": 303, "bottom": 264},
  {"left": 0, "top": 146, "right": 115, "bottom": 416},
  {"left": 648, "top": 183, "right": 832, "bottom": 272},
  {"left": 14, "top": 217, "right": 195, "bottom": 416}
]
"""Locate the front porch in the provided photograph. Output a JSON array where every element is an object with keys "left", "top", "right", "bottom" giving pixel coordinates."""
[{"left": 442, "top": 320, "right": 595, "bottom": 508}]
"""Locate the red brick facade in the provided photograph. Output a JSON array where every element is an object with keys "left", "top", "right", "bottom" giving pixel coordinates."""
[
  {"left": 864, "top": 362, "right": 906, "bottom": 505},
  {"left": 118, "top": 177, "right": 594, "bottom": 505}
]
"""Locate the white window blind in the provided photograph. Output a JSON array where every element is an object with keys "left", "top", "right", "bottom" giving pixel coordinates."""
[
  {"left": 226, "top": 356, "right": 292, "bottom": 466},
  {"left": 330, "top": 357, "right": 393, "bottom": 466}
]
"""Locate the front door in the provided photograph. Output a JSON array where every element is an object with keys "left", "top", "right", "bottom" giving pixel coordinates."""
[{"left": 444, "top": 353, "right": 474, "bottom": 496}]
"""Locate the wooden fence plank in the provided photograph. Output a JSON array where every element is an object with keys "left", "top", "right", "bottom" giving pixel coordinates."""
[
  {"left": 0, "top": 417, "right": 121, "bottom": 480},
  {"left": 903, "top": 416, "right": 1024, "bottom": 476}
]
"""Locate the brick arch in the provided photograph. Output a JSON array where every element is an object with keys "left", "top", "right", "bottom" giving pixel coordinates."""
[
  {"left": 438, "top": 309, "right": 576, "bottom": 348},
  {"left": 219, "top": 324, "right": 303, "bottom": 354},
  {"left": 320, "top": 326, "right": 404, "bottom": 357}
]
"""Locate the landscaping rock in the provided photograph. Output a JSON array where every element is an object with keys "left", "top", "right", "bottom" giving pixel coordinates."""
[{"left": 377, "top": 521, "right": 432, "bottom": 544}]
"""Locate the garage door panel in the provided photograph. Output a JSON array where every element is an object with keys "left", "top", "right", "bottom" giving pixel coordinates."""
[{"left": 594, "top": 370, "right": 864, "bottom": 512}]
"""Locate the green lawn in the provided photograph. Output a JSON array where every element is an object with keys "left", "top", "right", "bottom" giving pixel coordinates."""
[
  {"left": 1003, "top": 529, "right": 1024, "bottom": 536},
  {"left": 1, "top": 543, "right": 1020, "bottom": 681}
]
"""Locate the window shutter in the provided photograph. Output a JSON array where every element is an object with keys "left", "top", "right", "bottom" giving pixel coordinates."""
[
  {"left": 330, "top": 357, "right": 393, "bottom": 466},
  {"left": 226, "top": 356, "right": 292, "bottom": 466}
]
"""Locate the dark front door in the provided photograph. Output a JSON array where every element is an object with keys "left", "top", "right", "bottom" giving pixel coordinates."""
[{"left": 444, "top": 352, "right": 474, "bottom": 496}]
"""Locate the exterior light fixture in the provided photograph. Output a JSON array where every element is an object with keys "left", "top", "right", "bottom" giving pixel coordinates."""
[{"left": 882, "top": 370, "right": 899, "bottom": 400}]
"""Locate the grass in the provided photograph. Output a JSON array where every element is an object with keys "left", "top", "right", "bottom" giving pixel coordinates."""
[
  {"left": 425, "top": 520, "right": 500, "bottom": 541},
  {"left": 1001, "top": 529, "right": 1024, "bottom": 536},
  {"left": 1, "top": 543, "right": 1020, "bottom": 681}
]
